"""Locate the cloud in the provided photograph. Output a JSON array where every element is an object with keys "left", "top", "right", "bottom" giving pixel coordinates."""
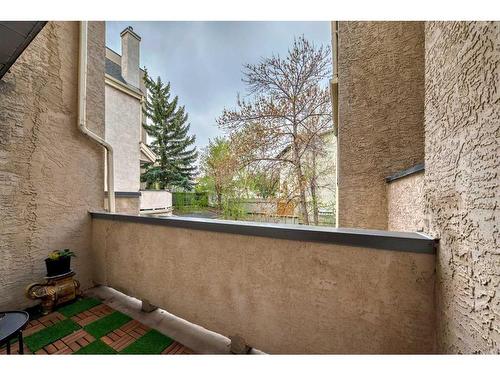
[{"left": 106, "top": 21, "right": 331, "bottom": 150}]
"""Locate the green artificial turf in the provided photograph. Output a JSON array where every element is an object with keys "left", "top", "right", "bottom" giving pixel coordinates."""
[
  {"left": 57, "top": 297, "right": 102, "bottom": 317},
  {"left": 25, "top": 319, "right": 80, "bottom": 352},
  {"left": 120, "top": 329, "right": 173, "bottom": 354},
  {"left": 73, "top": 339, "right": 117, "bottom": 355},
  {"left": 83, "top": 311, "right": 131, "bottom": 338}
]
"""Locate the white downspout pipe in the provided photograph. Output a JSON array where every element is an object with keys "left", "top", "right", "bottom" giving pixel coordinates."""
[
  {"left": 78, "top": 21, "right": 115, "bottom": 212},
  {"left": 331, "top": 21, "right": 339, "bottom": 227}
]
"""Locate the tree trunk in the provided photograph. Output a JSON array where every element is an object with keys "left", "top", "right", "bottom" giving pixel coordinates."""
[
  {"left": 310, "top": 182, "right": 319, "bottom": 225},
  {"left": 216, "top": 191, "right": 223, "bottom": 210},
  {"left": 292, "top": 141, "right": 309, "bottom": 225},
  {"left": 310, "top": 153, "right": 319, "bottom": 225}
]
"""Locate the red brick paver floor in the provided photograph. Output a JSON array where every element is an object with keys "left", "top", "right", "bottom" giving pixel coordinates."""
[
  {"left": 34, "top": 330, "right": 96, "bottom": 355},
  {"left": 162, "top": 341, "right": 193, "bottom": 354},
  {"left": 71, "top": 304, "right": 115, "bottom": 326},
  {"left": 23, "top": 311, "right": 65, "bottom": 336},
  {"left": 0, "top": 300, "right": 194, "bottom": 355},
  {"left": 101, "top": 320, "right": 150, "bottom": 351}
]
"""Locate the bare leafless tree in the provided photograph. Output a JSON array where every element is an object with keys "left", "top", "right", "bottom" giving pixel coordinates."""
[{"left": 217, "top": 36, "right": 332, "bottom": 224}]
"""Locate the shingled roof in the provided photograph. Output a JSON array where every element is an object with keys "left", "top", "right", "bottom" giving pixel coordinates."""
[{"left": 105, "top": 58, "right": 127, "bottom": 85}]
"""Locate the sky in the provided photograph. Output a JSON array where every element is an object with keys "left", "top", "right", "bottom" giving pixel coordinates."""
[{"left": 105, "top": 21, "right": 331, "bottom": 151}]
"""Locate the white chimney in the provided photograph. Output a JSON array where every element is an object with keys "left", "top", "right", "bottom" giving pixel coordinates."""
[{"left": 120, "top": 26, "right": 141, "bottom": 88}]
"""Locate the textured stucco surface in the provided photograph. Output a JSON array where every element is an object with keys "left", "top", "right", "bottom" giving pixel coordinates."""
[
  {"left": 337, "top": 22, "right": 425, "bottom": 230},
  {"left": 140, "top": 190, "right": 172, "bottom": 211},
  {"left": 104, "top": 84, "right": 141, "bottom": 193},
  {"left": 387, "top": 172, "right": 425, "bottom": 232},
  {"left": 0, "top": 22, "right": 105, "bottom": 310},
  {"left": 91, "top": 217, "right": 436, "bottom": 354},
  {"left": 424, "top": 21, "right": 500, "bottom": 353},
  {"left": 105, "top": 196, "right": 140, "bottom": 215}
]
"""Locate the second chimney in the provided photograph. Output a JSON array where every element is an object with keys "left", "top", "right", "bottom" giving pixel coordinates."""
[{"left": 120, "top": 26, "right": 141, "bottom": 88}]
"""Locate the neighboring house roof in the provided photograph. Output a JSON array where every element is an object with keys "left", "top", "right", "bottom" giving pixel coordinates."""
[
  {"left": 105, "top": 58, "right": 127, "bottom": 85},
  {"left": 105, "top": 57, "right": 143, "bottom": 99},
  {"left": 105, "top": 46, "right": 146, "bottom": 74},
  {"left": 0, "top": 21, "right": 47, "bottom": 79},
  {"left": 140, "top": 142, "right": 157, "bottom": 164}
]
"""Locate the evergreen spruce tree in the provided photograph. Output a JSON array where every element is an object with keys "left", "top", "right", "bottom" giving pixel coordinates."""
[{"left": 141, "top": 72, "right": 198, "bottom": 190}]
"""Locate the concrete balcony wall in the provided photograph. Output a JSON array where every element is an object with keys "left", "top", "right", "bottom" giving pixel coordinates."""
[
  {"left": 140, "top": 190, "right": 172, "bottom": 211},
  {"left": 91, "top": 214, "right": 436, "bottom": 353}
]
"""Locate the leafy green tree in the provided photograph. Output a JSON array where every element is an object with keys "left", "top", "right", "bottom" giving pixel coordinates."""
[
  {"left": 199, "top": 137, "right": 238, "bottom": 209},
  {"left": 247, "top": 170, "right": 279, "bottom": 199},
  {"left": 217, "top": 36, "right": 332, "bottom": 224},
  {"left": 141, "top": 72, "right": 198, "bottom": 190}
]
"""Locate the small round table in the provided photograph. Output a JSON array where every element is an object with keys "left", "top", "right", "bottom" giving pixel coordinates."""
[{"left": 0, "top": 311, "right": 29, "bottom": 354}]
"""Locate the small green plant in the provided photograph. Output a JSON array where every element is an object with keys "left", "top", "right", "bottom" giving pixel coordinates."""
[
  {"left": 222, "top": 199, "right": 247, "bottom": 221},
  {"left": 47, "top": 248, "right": 76, "bottom": 260}
]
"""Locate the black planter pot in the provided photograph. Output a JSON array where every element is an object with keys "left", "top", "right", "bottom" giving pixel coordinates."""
[{"left": 45, "top": 256, "right": 71, "bottom": 277}]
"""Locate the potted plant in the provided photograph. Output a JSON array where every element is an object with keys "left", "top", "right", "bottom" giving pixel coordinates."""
[{"left": 45, "top": 249, "right": 76, "bottom": 277}]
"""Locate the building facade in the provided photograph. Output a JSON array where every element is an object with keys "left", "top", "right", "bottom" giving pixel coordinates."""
[
  {"left": 335, "top": 21, "right": 499, "bottom": 353},
  {"left": 104, "top": 26, "right": 172, "bottom": 215},
  {"left": 0, "top": 21, "right": 106, "bottom": 309}
]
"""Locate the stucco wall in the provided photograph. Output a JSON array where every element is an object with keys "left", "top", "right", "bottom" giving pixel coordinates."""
[
  {"left": 337, "top": 22, "right": 425, "bottom": 230},
  {"left": 91, "top": 217, "right": 436, "bottom": 354},
  {"left": 0, "top": 22, "right": 105, "bottom": 310},
  {"left": 105, "top": 196, "right": 140, "bottom": 215},
  {"left": 104, "top": 84, "right": 141, "bottom": 192},
  {"left": 424, "top": 21, "right": 500, "bottom": 353},
  {"left": 387, "top": 172, "right": 425, "bottom": 232}
]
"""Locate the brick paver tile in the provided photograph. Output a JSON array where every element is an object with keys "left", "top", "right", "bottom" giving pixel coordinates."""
[
  {"left": 62, "top": 329, "right": 87, "bottom": 345},
  {"left": 53, "top": 340, "right": 66, "bottom": 350},
  {"left": 35, "top": 329, "right": 97, "bottom": 355},
  {"left": 53, "top": 347, "right": 72, "bottom": 355},
  {"left": 83, "top": 333, "right": 95, "bottom": 343},
  {"left": 129, "top": 331, "right": 142, "bottom": 339},
  {"left": 120, "top": 320, "right": 141, "bottom": 333},
  {"left": 45, "top": 344, "right": 58, "bottom": 354},
  {"left": 162, "top": 342, "right": 180, "bottom": 354},
  {"left": 39, "top": 312, "right": 64, "bottom": 326},
  {"left": 23, "top": 321, "right": 45, "bottom": 336},
  {"left": 111, "top": 335, "right": 135, "bottom": 352},
  {"left": 23, "top": 312, "right": 65, "bottom": 337},
  {"left": 101, "top": 319, "right": 149, "bottom": 352},
  {"left": 71, "top": 304, "right": 114, "bottom": 326},
  {"left": 76, "top": 337, "right": 89, "bottom": 347},
  {"left": 101, "top": 336, "right": 113, "bottom": 346},
  {"left": 115, "top": 329, "right": 126, "bottom": 337},
  {"left": 76, "top": 315, "right": 99, "bottom": 326},
  {"left": 35, "top": 349, "right": 48, "bottom": 355},
  {"left": 162, "top": 342, "right": 194, "bottom": 355}
]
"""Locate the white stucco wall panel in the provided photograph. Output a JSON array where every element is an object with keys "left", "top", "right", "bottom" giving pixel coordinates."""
[{"left": 105, "top": 85, "right": 141, "bottom": 192}]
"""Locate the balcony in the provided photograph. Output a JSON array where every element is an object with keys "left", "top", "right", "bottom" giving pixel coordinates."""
[
  {"left": 139, "top": 190, "right": 173, "bottom": 215},
  {"left": 1, "top": 210, "right": 436, "bottom": 355},
  {"left": 87, "top": 212, "right": 436, "bottom": 354}
]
